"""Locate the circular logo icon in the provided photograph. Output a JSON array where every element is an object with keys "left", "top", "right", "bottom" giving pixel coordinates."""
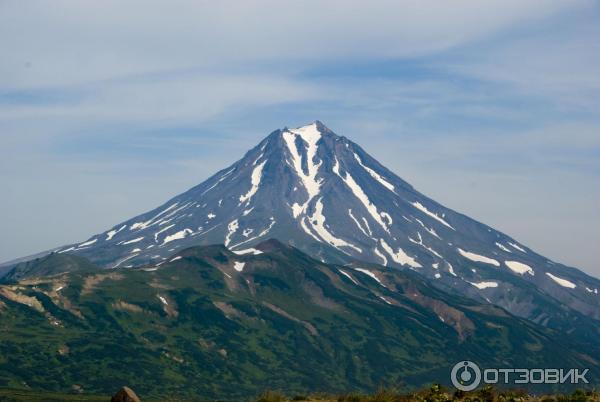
[{"left": 451, "top": 361, "right": 481, "bottom": 391}]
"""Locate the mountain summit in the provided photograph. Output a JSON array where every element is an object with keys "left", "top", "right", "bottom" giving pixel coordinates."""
[{"left": 18, "top": 121, "right": 600, "bottom": 327}]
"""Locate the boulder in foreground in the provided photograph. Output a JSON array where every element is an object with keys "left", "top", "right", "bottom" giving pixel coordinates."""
[{"left": 111, "top": 386, "right": 140, "bottom": 402}]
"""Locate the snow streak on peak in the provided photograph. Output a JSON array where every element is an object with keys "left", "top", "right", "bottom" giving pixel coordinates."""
[
  {"left": 288, "top": 122, "right": 323, "bottom": 143},
  {"left": 283, "top": 124, "right": 323, "bottom": 217},
  {"left": 239, "top": 159, "right": 267, "bottom": 205},
  {"left": 354, "top": 153, "right": 396, "bottom": 194},
  {"left": 333, "top": 157, "right": 391, "bottom": 234},
  {"left": 309, "top": 198, "right": 361, "bottom": 253},
  {"left": 412, "top": 202, "right": 454, "bottom": 230}
]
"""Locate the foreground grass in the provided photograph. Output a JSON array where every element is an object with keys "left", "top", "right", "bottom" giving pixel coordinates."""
[
  {"left": 0, "top": 386, "right": 598, "bottom": 402},
  {"left": 255, "top": 386, "right": 600, "bottom": 402}
]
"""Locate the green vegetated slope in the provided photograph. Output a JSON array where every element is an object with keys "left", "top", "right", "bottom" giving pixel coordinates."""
[
  {"left": 2, "top": 253, "right": 97, "bottom": 283},
  {"left": 0, "top": 387, "right": 109, "bottom": 402},
  {"left": 0, "top": 241, "right": 597, "bottom": 400}
]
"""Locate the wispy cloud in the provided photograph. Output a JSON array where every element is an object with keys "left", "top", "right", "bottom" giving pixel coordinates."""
[{"left": 0, "top": 0, "right": 598, "bottom": 274}]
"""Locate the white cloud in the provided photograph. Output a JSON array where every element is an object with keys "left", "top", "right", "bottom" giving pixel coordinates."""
[
  {"left": 0, "top": 0, "right": 582, "bottom": 88},
  {"left": 0, "top": 73, "right": 323, "bottom": 125},
  {"left": 445, "top": 23, "right": 600, "bottom": 111}
]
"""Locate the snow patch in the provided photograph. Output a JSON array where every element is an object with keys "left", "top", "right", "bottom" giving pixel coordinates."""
[
  {"left": 353, "top": 268, "right": 386, "bottom": 287},
  {"left": 252, "top": 153, "right": 264, "bottom": 166},
  {"left": 232, "top": 248, "right": 263, "bottom": 255},
  {"left": 353, "top": 153, "right": 396, "bottom": 194},
  {"left": 224, "top": 220, "right": 239, "bottom": 247},
  {"left": 229, "top": 218, "right": 275, "bottom": 249},
  {"left": 457, "top": 248, "right": 500, "bottom": 266},
  {"left": 546, "top": 272, "right": 576, "bottom": 288},
  {"left": 308, "top": 198, "right": 361, "bottom": 252},
  {"left": 380, "top": 239, "right": 422, "bottom": 268},
  {"left": 234, "top": 261, "right": 245, "bottom": 272},
  {"left": 334, "top": 158, "right": 390, "bottom": 233},
  {"left": 415, "top": 218, "right": 441, "bottom": 239},
  {"left": 495, "top": 242, "right": 512, "bottom": 253},
  {"left": 239, "top": 160, "right": 267, "bottom": 205},
  {"left": 130, "top": 203, "right": 180, "bottom": 231},
  {"left": 408, "top": 232, "right": 443, "bottom": 259},
  {"left": 348, "top": 209, "right": 371, "bottom": 238},
  {"left": 283, "top": 124, "right": 323, "bottom": 217},
  {"left": 373, "top": 247, "right": 388, "bottom": 266},
  {"left": 338, "top": 269, "right": 359, "bottom": 285},
  {"left": 411, "top": 202, "right": 455, "bottom": 230},
  {"left": 154, "top": 224, "right": 175, "bottom": 242},
  {"left": 112, "top": 253, "right": 139, "bottom": 268},
  {"left": 380, "top": 212, "right": 393, "bottom": 226},
  {"left": 163, "top": 229, "right": 192, "bottom": 245},
  {"left": 508, "top": 242, "right": 527, "bottom": 253},
  {"left": 299, "top": 217, "right": 323, "bottom": 243},
  {"left": 106, "top": 225, "right": 126, "bottom": 241},
  {"left": 361, "top": 218, "right": 373, "bottom": 237},
  {"left": 292, "top": 204, "right": 303, "bottom": 218},
  {"left": 447, "top": 262, "right": 457, "bottom": 277},
  {"left": 505, "top": 261, "right": 534, "bottom": 275},
  {"left": 469, "top": 281, "right": 499, "bottom": 289},
  {"left": 201, "top": 166, "right": 235, "bottom": 196},
  {"left": 122, "top": 237, "right": 144, "bottom": 245},
  {"left": 77, "top": 238, "right": 97, "bottom": 248}
]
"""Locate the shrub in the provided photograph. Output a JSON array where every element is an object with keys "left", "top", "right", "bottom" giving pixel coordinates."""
[{"left": 256, "top": 390, "right": 287, "bottom": 402}]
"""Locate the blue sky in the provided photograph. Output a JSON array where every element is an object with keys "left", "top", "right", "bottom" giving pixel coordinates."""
[{"left": 1, "top": 0, "right": 599, "bottom": 276}]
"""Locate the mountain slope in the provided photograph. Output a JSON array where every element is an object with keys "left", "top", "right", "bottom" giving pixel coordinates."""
[
  {"left": 0, "top": 242, "right": 597, "bottom": 398},
  {"left": 2, "top": 253, "right": 97, "bottom": 283},
  {"left": 8, "top": 121, "right": 600, "bottom": 331}
]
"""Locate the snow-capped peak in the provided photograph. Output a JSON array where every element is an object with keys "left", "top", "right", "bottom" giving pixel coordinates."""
[
  {"left": 46, "top": 120, "right": 599, "bottom": 325},
  {"left": 286, "top": 121, "right": 323, "bottom": 143}
]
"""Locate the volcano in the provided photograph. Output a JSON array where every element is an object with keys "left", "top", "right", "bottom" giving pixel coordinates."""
[{"left": 4, "top": 121, "right": 599, "bottom": 333}]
